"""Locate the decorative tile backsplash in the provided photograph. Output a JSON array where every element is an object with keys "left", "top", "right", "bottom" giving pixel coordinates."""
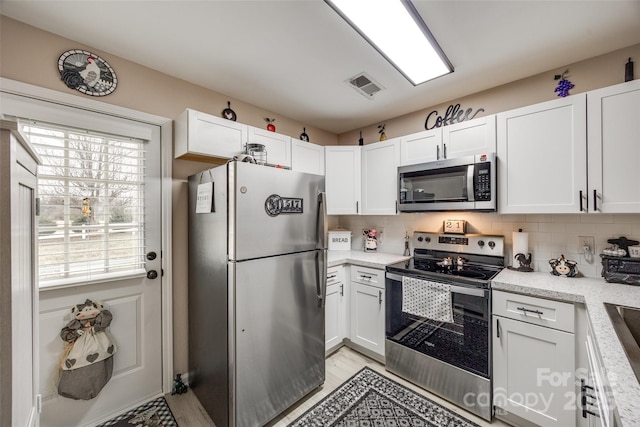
[{"left": 332, "top": 213, "right": 640, "bottom": 279}]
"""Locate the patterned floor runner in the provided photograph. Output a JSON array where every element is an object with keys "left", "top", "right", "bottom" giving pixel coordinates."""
[
  {"left": 96, "top": 396, "right": 178, "bottom": 427},
  {"left": 288, "top": 367, "right": 481, "bottom": 427}
]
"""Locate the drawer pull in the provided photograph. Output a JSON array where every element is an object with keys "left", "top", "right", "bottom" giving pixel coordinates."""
[
  {"left": 327, "top": 274, "right": 337, "bottom": 279},
  {"left": 360, "top": 274, "right": 373, "bottom": 280},
  {"left": 516, "top": 306, "right": 544, "bottom": 316}
]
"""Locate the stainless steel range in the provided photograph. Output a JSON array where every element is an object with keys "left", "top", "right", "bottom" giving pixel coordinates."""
[{"left": 385, "top": 231, "right": 504, "bottom": 421}]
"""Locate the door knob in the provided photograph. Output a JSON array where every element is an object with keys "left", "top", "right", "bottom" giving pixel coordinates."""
[
  {"left": 147, "top": 270, "right": 158, "bottom": 280},
  {"left": 146, "top": 251, "right": 157, "bottom": 261}
]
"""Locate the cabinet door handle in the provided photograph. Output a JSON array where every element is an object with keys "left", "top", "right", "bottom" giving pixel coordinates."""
[
  {"left": 356, "top": 201, "right": 359, "bottom": 214},
  {"left": 340, "top": 283, "right": 344, "bottom": 296},
  {"left": 436, "top": 145, "right": 440, "bottom": 160},
  {"left": 579, "top": 190, "right": 585, "bottom": 212},
  {"left": 516, "top": 306, "right": 544, "bottom": 316},
  {"left": 593, "top": 189, "right": 599, "bottom": 212},
  {"left": 443, "top": 143, "right": 447, "bottom": 159},
  {"left": 378, "top": 290, "right": 382, "bottom": 305},
  {"left": 496, "top": 318, "right": 500, "bottom": 338}
]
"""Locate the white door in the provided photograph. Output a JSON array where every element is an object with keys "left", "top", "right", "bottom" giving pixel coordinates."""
[
  {"left": 361, "top": 139, "right": 400, "bottom": 215},
  {"left": 587, "top": 79, "right": 640, "bottom": 213},
  {"left": 497, "top": 93, "right": 587, "bottom": 213},
  {"left": 493, "top": 316, "right": 576, "bottom": 427},
  {"left": 4, "top": 93, "right": 164, "bottom": 427},
  {"left": 325, "top": 146, "right": 361, "bottom": 215},
  {"left": 350, "top": 282, "right": 385, "bottom": 357}
]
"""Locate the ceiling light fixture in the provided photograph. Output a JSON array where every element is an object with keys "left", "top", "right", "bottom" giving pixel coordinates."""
[{"left": 326, "top": 0, "right": 453, "bottom": 86}]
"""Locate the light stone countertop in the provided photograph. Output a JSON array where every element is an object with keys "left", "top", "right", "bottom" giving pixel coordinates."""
[
  {"left": 327, "top": 250, "right": 410, "bottom": 269},
  {"left": 491, "top": 269, "right": 640, "bottom": 426}
]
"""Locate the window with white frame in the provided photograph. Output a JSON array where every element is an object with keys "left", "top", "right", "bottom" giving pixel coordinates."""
[{"left": 22, "top": 120, "right": 147, "bottom": 286}]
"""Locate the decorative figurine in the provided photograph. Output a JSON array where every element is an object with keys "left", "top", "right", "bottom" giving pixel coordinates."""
[
  {"left": 378, "top": 124, "right": 387, "bottom": 141},
  {"left": 172, "top": 373, "right": 188, "bottom": 395},
  {"left": 265, "top": 118, "right": 276, "bottom": 132},
  {"left": 625, "top": 57, "right": 634, "bottom": 82},
  {"left": 554, "top": 69, "right": 574, "bottom": 97},
  {"left": 549, "top": 254, "right": 578, "bottom": 277}
]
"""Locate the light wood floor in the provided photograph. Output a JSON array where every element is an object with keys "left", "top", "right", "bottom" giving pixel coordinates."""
[{"left": 164, "top": 346, "right": 511, "bottom": 426}]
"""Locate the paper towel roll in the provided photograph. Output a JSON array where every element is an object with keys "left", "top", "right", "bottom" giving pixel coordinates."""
[{"left": 513, "top": 230, "right": 529, "bottom": 256}]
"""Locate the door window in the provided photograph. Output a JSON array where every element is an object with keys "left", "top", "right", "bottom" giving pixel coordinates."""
[{"left": 22, "top": 120, "right": 147, "bottom": 287}]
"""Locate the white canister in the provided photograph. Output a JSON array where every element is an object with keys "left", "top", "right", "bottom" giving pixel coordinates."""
[
  {"left": 328, "top": 229, "right": 352, "bottom": 250},
  {"left": 629, "top": 246, "right": 640, "bottom": 258}
]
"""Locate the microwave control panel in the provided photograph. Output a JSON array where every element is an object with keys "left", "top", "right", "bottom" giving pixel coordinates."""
[{"left": 474, "top": 162, "right": 492, "bottom": 201}]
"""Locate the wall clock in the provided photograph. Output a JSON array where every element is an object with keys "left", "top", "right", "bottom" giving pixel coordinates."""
[{"left": 58, "top": 49, "right": 117, "bottom": 96}]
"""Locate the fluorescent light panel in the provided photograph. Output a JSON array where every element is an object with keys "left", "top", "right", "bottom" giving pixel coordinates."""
[{"left": 327, "top": 0, "right": 453, "bottom": 85}]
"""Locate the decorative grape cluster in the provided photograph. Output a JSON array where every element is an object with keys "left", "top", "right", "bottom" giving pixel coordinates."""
[{"left": 554, "top": 79, "right": 574, "bottom": 97}]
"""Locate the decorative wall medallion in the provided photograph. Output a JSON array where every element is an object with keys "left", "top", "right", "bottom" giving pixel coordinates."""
[
  {"left": 222, "top": 101, "right": 237, "bottom": 121},
  {"left": 58, "top": 49, "right": 117, "bottom": 96},
  {"left": 300, "top": 127, "right": 309, "bottom": 142}
]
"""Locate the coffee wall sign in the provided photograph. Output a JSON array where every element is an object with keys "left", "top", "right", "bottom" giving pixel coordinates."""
[{"left": 424, "top": 104, "right": 485, "bottom": 130}]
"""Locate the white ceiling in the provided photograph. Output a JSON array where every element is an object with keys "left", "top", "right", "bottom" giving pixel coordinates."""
[{"left": 2, "top": 0, "right": 640, "bottom": 134}]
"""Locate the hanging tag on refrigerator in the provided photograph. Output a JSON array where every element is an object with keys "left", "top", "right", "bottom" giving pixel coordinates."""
[
  {"left": 196, "top": 181, "right": 214, "bottom": 213},
  {"left": 196, "top": 171, "right": 215, "bottom": 213}
]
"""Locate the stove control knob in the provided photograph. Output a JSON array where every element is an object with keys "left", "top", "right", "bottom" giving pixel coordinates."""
[
  {"left": 417, "top": 236, "right": 423, "bottom": 242},
  {"left": 488, "top": 241, "right": 496, "bottom": 249},
  {"left": 425, "top": 237, "right": 431, "bottom": 243},
  {"left": 478, "top": 240, "right": 485, "bottom": 248}
]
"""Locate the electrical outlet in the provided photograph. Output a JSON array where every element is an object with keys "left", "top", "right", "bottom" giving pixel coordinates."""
[{"left": 578, "top": 236, "right": 595, "bottom": 255}]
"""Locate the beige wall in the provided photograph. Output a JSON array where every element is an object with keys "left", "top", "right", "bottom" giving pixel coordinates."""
[
  {"left": 339, "top": 43, "right": 640, "bottom": 145},
  {"left": 0, "top": 16, "right": 338, "bottom": 377},
  {"left": 2, "top": 14, "right": 639, "bottom": 377}
]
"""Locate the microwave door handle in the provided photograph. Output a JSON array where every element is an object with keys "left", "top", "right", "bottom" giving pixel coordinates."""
[{"left": 467, "top": 164, "right": 475, "bottom": 202}]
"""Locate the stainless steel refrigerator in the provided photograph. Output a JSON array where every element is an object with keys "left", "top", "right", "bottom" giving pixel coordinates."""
[{"left": 187, "top": 160, "right": 327, "bottom": 427}]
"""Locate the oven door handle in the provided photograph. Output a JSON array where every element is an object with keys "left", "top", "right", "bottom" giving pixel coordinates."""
[{"left": 386, "top": 272, "right": 487, "bottom": 297}]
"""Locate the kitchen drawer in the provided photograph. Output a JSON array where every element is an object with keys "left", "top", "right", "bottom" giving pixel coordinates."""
[
  {"left": 327, "top": 266, "right": 344, "bottom": 287},
  {"left": 493, "top": 290, "right": 575, "bottom": 333},
  {"left": 351, "top": 265, "right": 384, "bottom": 289}
]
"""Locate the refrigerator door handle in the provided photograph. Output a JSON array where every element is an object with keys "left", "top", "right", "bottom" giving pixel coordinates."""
[
  {"left": 316, "top": 249, "right": 328, "bottom": 307},
  {"left": 316, "top": 192, "right": 328, "bottom": 249}
]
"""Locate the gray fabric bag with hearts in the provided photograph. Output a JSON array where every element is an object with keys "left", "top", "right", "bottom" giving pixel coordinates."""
[{"left": 57, "top": 300, "right": 116, "bottom": 400}]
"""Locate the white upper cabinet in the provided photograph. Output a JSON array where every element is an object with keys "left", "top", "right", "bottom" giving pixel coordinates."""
[
  {"left": 361, "top": 139, "right": 400, "bottom": 215},
  {"left": 246, "top": 126, "right": 292, "bottom": 168},
  {"left": 291, "top": 139, "right": 325, "bottom": 175},
  {"left": 175, "top": 109, "right": 246, "bottom": 161},
  {"left": 399, "top": 115, "right": 496, "bottom": 166},
  {"left": 587, "top": 80, "right": 640, "bottom": 213},
  {"left": 497, "top": 94, "right": 587, "bottom": 213},
  {"left": 399, "top": 128, "right": 442, "bottom": 166},
  {"left": 442, "top": 115, "right": 496, "bottom": 158},
  {"left": 325, "top": 146, "right": 361, "bottom": 215}
]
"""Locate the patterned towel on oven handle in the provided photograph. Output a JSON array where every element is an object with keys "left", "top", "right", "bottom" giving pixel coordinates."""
[{"left": 401, "top": 276, "right": 454, "bottom": 323}]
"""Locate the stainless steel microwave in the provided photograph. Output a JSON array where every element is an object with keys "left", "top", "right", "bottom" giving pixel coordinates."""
[{"left": 398, "top": 153, "right": 496, "bottom": 212}]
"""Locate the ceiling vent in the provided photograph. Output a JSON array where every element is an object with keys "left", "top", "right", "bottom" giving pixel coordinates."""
[{"left": 346, "top": 72, "right": 384, "bottom": 99}]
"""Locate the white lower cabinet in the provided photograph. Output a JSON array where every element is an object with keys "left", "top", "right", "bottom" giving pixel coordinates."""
[
  {"left": 325, "top": 266, "right": 347, "bottom": 353},
  {"left": 493, "top": 291, "right": 576, "bottom": 427},
  {"left": 349, "top": 266, "right": 385, "bottom": 359}
]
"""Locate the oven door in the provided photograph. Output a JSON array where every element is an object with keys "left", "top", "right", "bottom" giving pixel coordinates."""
[{"left": 385, "top": 271, "right": 490, "bottom": 378}]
